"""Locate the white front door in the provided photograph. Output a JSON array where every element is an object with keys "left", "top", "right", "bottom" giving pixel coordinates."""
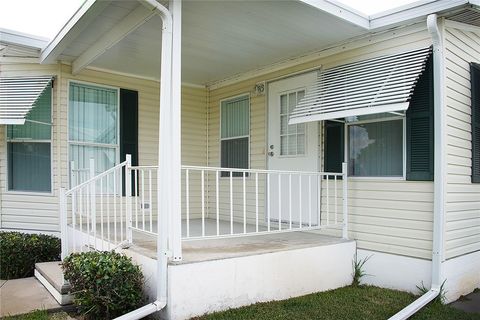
[{"left": 267, "top": 72, "right": 319, "bottom": 226}]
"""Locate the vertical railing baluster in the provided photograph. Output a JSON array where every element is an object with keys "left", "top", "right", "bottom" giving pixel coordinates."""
[
  {"left": 278, "top": 173, "right": 282, "bottom": 231},
  {"left": 149, "top": 169, "right": 153, "bottom": 232},
  {"left": 100, "top": 177, "right": 104, "bottom": 251},
  {"left": 289, "top": 174, "right": 292, "bottom": 230},
  {"left": 113, "top": 171, "right": 117, "bottom": 244},
  {"left": 79, "top": 189, "right": 83, "bottom": 252},
  {"left": 299, "top": 175, "right": 302, "bottom": 229},
  {"left": 335, "top": 175, "right": 338, "bottom": 225},
  {"left": 267, "top": 173, "right": 271, "bottom": 232},
  {"left": 243, "top": 171, "right": 246, "bottom": 234},
  {"left": 308, "top": 175, "right": 312, "bottom": 228},
  {"left": 216, "top": 170, "right": 220, "bottom": 236},
  {"left": 255, "top": 172, "right": 259, "bottom": 233},
  {"left": 318, "top": 174, "right": 321, "bottom": 227},
  {"left": 326, "top": 175, "right": 330, "bottom": 226},
  {"left": 119, "top": 169, "right": 123, "bottom": 242},
  {"left": 201, "top": 169, "right": 205, "bottom": 237},
  {"left": 106, "top": 174, "right": 110, "bottom": 248},
  {"left": 230, "top": 171, "right": 233, "bottom": 235},
  {"left": 89, "top": 158, "right": 96, "bottom": 246},
  {"left": 186, "top": 169, "right": 190, "bottom": 238},
  {"left": 72, "top": 190, "right": 77, "bottom": 252},
  {"left": 135, "top": 170, "right": 138, "bottom": 229},
  {"left": 141, "top": 170, "right": 145, "bottom": 231}
]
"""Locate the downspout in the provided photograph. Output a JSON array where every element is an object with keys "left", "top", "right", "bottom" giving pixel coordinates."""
[
  {"left": 114, "top": 0, "right": 172, "bottom": 318},
  {"left": 389, "top": 13, "right": 446, "bottom": 320}
]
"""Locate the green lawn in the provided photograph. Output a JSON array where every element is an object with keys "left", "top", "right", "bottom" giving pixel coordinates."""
[
  {"left": 194, "top": 285, "right": 480, "bottom": 320},
  {"left": 2, "top": 310, "right": 70, "bottom": 320}
]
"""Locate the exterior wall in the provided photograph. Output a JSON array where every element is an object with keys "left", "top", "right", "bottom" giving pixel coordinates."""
[
  {"left": 444, "top": 21, "right": 480, "bottom": 260},
  {"left": 207, "top": 24, "right": 435, "bottom": 259},
  {"left": 0, "top": 63, "right": 207, "bottom": 233}
]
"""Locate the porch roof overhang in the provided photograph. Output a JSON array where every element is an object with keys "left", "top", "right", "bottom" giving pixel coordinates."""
[
  {"left": 0, "top": 76, "right": 54, "bottom": 125},
  {"left": 289, "top": 46, "right": 432, "bottom": 124},
  {"left": 36, "top": 0, "right": 476, "bottom": 86}
]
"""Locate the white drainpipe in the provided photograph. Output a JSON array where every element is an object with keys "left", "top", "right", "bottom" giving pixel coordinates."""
[
  {"left": 389, "top": 13, "right": 446, "bottom": 320},
  {"left": 114, "top": 0, "right": 173, "bottom": 318}
]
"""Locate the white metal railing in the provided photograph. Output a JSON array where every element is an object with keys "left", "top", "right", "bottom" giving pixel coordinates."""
[
  {"left": 60, "top": 158, "right": 348, "bottom": 259},
  {"left": 126, "top": 163, "right": 348, "bottom": 241},
  {"left": 60, "top": 156, "right": 132, "bottom": 258}
]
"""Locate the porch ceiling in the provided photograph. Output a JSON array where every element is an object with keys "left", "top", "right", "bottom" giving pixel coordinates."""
[{"left": 44, "top": 0, "right": 368, "bottom": 85}]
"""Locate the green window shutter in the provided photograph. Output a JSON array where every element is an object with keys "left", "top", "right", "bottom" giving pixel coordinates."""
[
  {"left": 471, "top": 63, "right": 480, "bottom": 183},
  {"left": 406, "top": 55, "right": 434, "bottom": 181},
  {"left": 120, "top": 89, "right": 139, "bottom": 194},
  {"left": 324, "top": 120, "right": 344, "bottom": 173}
]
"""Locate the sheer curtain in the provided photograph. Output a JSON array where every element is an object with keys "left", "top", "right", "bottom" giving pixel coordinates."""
[{"left": 69, "top": 82, "right": 118, "bottom": 182}]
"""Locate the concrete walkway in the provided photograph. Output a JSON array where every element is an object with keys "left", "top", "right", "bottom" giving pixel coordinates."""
[
  {"left": 0, "top": 277, "right": 61, "bottom": 317},
  {"left": 451, "top": 290, "right": 480, "bottom": 314}
]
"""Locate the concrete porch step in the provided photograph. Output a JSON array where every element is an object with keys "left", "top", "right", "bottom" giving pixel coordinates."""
[{"left": 35, "top": 261, "right": 72, "bottom": 305}]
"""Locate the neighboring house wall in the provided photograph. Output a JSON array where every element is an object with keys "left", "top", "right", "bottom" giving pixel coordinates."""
[
  {"left": 207, "top": 23, "right": 435, "bottom": 259},
  {"left": 0, "top": 63, "right": 207, "bottom": 232},
  {"left": 444, "top": 21, "right": 480, "bottom": 259}
]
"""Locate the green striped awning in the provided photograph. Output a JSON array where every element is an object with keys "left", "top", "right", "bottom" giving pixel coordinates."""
[{"left": 0, "top": 76, "right": 54, "bottom": 124}]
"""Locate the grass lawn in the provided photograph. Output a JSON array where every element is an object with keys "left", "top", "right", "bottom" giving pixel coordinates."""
[
  {"left": 2, "top": 310, "right": 70, "bottom": 320},
  {"left": 194, "top": 285, "right": 480, "bottom": 320}
]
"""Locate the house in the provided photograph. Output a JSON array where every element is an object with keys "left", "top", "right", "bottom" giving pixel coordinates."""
[{"left": 1, "top": 0, "right": 480, "bottom": 319}]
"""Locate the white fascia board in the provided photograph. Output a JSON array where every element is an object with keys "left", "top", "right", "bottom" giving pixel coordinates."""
[
  {"left": 40, "top": 0, "right": 111, "bottom": 64},
  {"left": 369, "top": 0, "right": 469, "bottom": 29},
  {"left": 0, "top": 28, "right": 48, "bottom": 49},
  {"left": 72, "top": 5, "right": 155, "bottom": 75},
  {"left": 297, "top": 0, "right": 370, "bottom": 29}
]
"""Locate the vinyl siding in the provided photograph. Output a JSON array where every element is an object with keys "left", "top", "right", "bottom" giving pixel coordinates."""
[
  {"left": 0, "top": 63, "right": 207, "bottom": 232},
  {"left": 207, "top": 24, "right": 435, "bottom": 259},
  {"left": 444, "top": 22, "right": 480, "bottom": 259}
]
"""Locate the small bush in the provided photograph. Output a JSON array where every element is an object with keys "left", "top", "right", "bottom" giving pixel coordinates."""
[
  {"left": 0, "top": 231, "right": 61, "bottom": 279},
  {"left": 352, "top": 254, "right": 372, "bottom": 286},
  {"left": 62, "top": 251, "right": 144, "bottom": 319}
]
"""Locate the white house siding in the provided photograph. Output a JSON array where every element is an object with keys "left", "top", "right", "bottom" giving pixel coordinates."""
[
  {"left": 207, "top": 24, "right": 435, "bottom": 259},
  {"left": 444, "top": 22, "right": 480, "bottom": 260},
  {"left": 0, "top": 63, "right": 207, "bottom": 232}
]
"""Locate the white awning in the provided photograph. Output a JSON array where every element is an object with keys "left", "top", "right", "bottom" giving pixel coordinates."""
[
  {"left": 0, "top": 76, "right": 54, "bottom": 125},
  {"left": 289, "top": 47, "right": 432, "bottom": 124}
]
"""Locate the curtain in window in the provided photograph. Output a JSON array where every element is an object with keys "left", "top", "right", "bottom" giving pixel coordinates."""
[
  {"left": 348, "top": 120, "right": 403, "bottom": 177},
  {"left": 69, "top": 83, "right": 118, "bottom": 185},
  {"left": 221, "top": 96, "right": 249, "bottom": 176},
  {"left": 69, "top": 83, "right": 118, "bottom": 144},
  {"left": 7, "top": 85, "right": 52, "bottom": 192}
]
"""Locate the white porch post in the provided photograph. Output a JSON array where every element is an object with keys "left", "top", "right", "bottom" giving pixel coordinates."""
[
  {"left": 170, "top": 0, "right": 182, "bottom": 261},
  {"left": 342, "top": 162, "right": 348, "bottom": 239}
]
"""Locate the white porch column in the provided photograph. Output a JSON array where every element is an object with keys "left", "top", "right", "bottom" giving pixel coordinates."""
[{"left": 170, "top": 0, "right": 182, "bottom": 261}]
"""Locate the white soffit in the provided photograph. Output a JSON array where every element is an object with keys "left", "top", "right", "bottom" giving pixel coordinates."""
[
  {"left": 289, "top": 47, "right": 432, "bottom": 124},
  {"left": 0, "top": 76, "right": 53, "bottom": 125}
]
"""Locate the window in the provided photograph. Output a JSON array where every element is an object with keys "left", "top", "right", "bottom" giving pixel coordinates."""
[
  {"left": 69, "top": 82, "right": 119, "bottom": 186},
  {"left": 347, "top": 116, "right": 404, "bottom": 177},
  {"left": 280, "top": 90, "right": 306, "bottom": 156},
  {"left": 7, "top": 85, "right": 52, "bottom": 192},
  {"left": 220, "top": 95, "right": 249, "bottom": 176}
]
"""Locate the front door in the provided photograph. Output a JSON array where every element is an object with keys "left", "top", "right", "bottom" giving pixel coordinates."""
[{"left": 267, "top": 72, "right": 319, "bottom": 226}]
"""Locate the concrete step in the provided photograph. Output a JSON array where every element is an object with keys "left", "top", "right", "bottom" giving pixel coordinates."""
[{"left": 35, "top": 262, "right": 72, "bottom": 305}]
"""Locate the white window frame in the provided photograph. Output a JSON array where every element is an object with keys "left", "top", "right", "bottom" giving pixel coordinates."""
[
  {"left": 219, "top": 93, "right": 251, "bottom": 176},
  {"left": 67, "top": 80, "right": 120, "bottom": 187},
  {"left": 5, "top": 85, "right": 54, "bottom": 195},
  {"left": 344, "top": 115, "right": 406, "bottom": 180},
  {"left": 278, "top": 88, "right": 308, "bottom": 158}
]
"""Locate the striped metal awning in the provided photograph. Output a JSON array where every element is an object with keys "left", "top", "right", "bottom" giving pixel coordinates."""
[
  {"left": 289, "top": 47, "right": 432, "bottom": 124},
  {"left": 0, "top": 76, "right": 54, "bottom": 125}
]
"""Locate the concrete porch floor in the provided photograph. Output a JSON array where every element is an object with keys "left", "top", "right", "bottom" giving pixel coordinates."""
[{"left": 72, "top": 218, "right": 344, "bottom": 263}]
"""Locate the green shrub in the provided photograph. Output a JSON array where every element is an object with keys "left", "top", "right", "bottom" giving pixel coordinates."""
[
  {"left": 62, "top": 251, "right": 144, "bottom": 319},
  {"left": 0, "top": 231, "right": 61, "bottom": 279}
]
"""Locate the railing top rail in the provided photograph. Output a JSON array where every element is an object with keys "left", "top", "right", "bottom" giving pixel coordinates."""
[
  {"left": 131, "top": 165, "right": 343, "bottom": 176},
  {"left": 65, "top": 160, "right": 128, "bottom": 195},
  {"left": 183, "top": 165, "right": 343, "bottom": 176}
]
